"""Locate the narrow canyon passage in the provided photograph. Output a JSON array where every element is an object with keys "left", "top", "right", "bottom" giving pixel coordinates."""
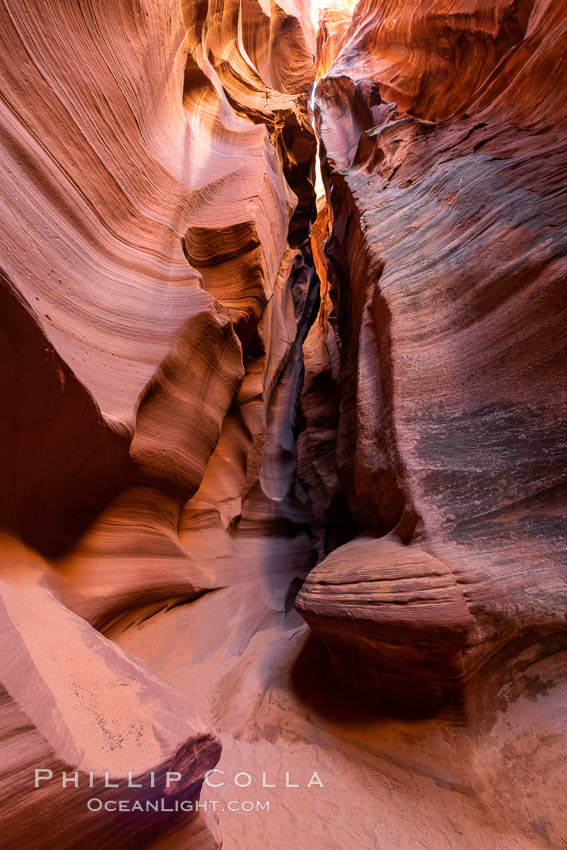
[{"left": 0, "top": 1, "right": 566, "bottom": 849}]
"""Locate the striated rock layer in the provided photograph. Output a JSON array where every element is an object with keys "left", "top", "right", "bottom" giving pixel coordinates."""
[
  {"left": 1, "top": 0, "right": 566, "bottom": 847},
  {"left": 294, "top": 4, "right": 567, "bottom": 842},
  {"left": 0, "top": 0, "right": 318, "bottom": 845},
  {"left": 298, "top": 0, "right": 567, "bottom": 717}
]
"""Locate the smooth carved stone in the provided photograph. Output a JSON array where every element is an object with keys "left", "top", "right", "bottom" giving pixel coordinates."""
[
  {"left": 299, "top": 0, "right": 567, "bottom": 716},
  {"left": 0, "top": 0, "right": 318, "bottom": 846},
  {"left": 0, "top": 578, "right": 221, "bottom": 849},
  {"left": 131, "top": 304, "right": 245, "bottom": 498},
  {"left": 0, "top": 0, "right": 317, "bottom": 604},
  {"left": 51, "top": 489, "right": 205, "bottom": 635},
  {"left": 4, "top": 0, "right": 566, "bottom": 844},
  {"left": 296, "top": 536, "right": 474, "bottom": 713}
]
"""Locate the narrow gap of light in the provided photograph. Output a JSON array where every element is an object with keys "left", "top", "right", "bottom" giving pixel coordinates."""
[
  {"left": 310, "top": 0, "right": 321, "bottom": 27},
  {"left": 310, "top": 3, "right": 325, "bottom": 198}
]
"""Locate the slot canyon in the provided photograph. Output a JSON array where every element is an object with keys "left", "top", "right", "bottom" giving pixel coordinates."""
[{"left": 0, "top": 0, "right": 566, "bottom": 847}]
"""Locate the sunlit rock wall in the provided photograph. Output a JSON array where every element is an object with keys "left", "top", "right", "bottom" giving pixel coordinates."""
[{"left": 0, "top": 0, "right": 317, "bottom": 845}]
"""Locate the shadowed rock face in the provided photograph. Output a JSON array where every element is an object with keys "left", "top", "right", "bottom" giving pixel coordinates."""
[
  {"left": 296, "top": 0, "right": 567, "bottom": 718},
  {"left": 1, "top": 0, "right": 567, "bottom": 848}
]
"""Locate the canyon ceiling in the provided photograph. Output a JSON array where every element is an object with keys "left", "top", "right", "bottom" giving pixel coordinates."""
[{"left": 0, "top": 0, "right": 566, "bottom": 848}]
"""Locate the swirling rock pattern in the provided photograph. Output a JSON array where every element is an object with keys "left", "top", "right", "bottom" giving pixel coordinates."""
[
  {"left": 1, "top": 0, "right": 567, "bottom": 847},
  {"left": 297, "top": 0, "right": 567, "bottom": 718},
  {"left": 0, "top": 0, "right": 316, "bottom": 844}
]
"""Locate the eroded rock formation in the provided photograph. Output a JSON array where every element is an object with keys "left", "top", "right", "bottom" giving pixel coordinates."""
[
  {"left": 297, "top": 0, "right": 567, "bottom": 724},
  {"left": 1, "top": 0, "right": 566, "bottom": 847},
  {"left": 0, "top": 0, "right": 318, "bottom": 845}
]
